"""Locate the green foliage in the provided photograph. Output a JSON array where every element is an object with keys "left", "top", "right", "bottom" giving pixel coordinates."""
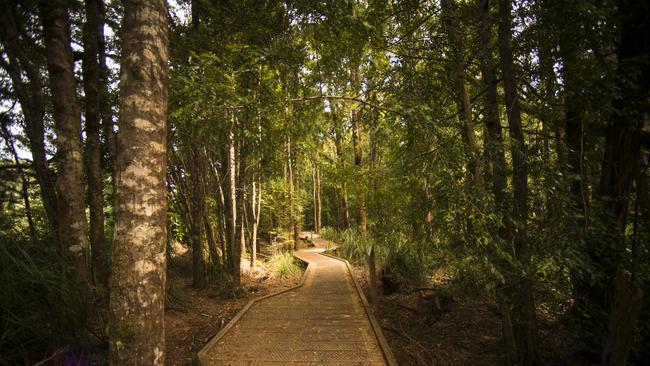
[{"left": 266, "top": 252, "right": 304, "bottom": 279}]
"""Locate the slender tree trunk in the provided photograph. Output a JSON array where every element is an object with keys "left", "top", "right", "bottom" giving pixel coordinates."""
[
  {"left": 0, "top": 4, "right": 59, "bottom": 233},
  {"left": 189, "top": 153, "right": 207, "bottom": 288},
  {"left": 316, "top": 168, "right": 322, "bottom": 233},
  {"left": 287, "top": 135, "right": 299, "bottom": 248},
  {"left": 39, "top": 0, "right": 90, "bottom": 282},
  {"left": 109, "top": 0, "right": 168, "bottom": 364},
  {"left": 293, "top": 150, "right": 301, "bottom": 245},
  {"left": 83, "top": 0, "right": 109, "bottom": 299},
  {"left": 226, "top": 127, "right": 240, "bottom": 283},
  {"left": 251, "top": 178, "right": 261, "bottom": 267},
  {"left": 498, "top": 1, "right": 538, "bottom": 365},
  {"left": 351, "top": 90, "right": 378, "bottom": 313},
  {"left": 236, "top": 134, "right": 246, "bottom": 265},
  {"left": 479, "top": 1, "right": 517, "bottom": 363},
  {"left": 313, "top": 168, "right": 318, "bottom": 232},
  {"left": 333, "top": 115, "right": 350, "bottom": 229},
  {"left": 209, "top": 156, "right": 229, "bottom": 268},
  {"left": 442, "top": 0, "right": 483, "bottom": 186}
]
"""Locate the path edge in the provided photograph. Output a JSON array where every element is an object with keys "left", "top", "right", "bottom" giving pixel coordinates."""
[
  {"left": 319, "top": 251, "right": 399, "bottom": 366},
  {"left": 196, "top": 256, "right": 313, "bottom": 365}
]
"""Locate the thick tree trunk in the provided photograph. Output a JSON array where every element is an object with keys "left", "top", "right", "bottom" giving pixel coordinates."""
[
  {"left": 83, "top": 0, "right": 109, "bottom": 299},
  {"left": 39, "top": 0, "right": 90, "bottom": 282},
  {"left": 597, "top": 1, "right": 649, "bottom": 364},
  {"left": 442, "top": 0, "right": 483, "bottom": 186},
  {"left": 497, "top": 0, "right": 538, "bottom": 364},
  {"left": 108, "top": 0, "right": 168, "bottom": 364}
]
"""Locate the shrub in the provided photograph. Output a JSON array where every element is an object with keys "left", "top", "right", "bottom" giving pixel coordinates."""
[{"left": 266, "top": 252, "right": 303, "bottom": 279}]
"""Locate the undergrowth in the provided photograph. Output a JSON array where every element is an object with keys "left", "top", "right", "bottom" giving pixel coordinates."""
[
  {"left": 266, "top": 252, "right": 304, "bottom": 279},
  {"left": 320, "top": 227, "right": 430, "bottom": 284},
  {"left": 0, "top": 234, "right": 95, "bottom": 365}
]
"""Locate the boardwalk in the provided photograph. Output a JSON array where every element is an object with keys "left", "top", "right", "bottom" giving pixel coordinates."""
[{"left": 197, "top": 234, "right": 396, "bottom": 365}]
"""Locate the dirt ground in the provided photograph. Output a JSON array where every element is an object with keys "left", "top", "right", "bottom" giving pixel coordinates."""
[
  {"left": 350, "top": 266, "right": 579, "bottom": 366},
  {"left": 164, "top": 244, "right": 303, "bottom": 366}
]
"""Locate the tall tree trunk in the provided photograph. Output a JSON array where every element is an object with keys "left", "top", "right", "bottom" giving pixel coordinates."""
[
  {"left": 83, "top": 0, "right": 109, "bottom": 299},
  {"left": 39, "top": 0, "right": 90, "bottom": 282},
  {"left": 287, "top": 135, "right": 299, "bottom": 248},
  {"left": 250, "top": 178, "right": 261, "bottom": 267},
  {"left": 333, "top": 112, "right": 350, "bottom": 229},
  {"left": 189, "top": 152, "right": 207, "bottom": 288},
  {"left": 442, "top": 0, "right": 483, "bottom": 186},
  {"left": 313, "top": 168, "right": 318, "bottom": 232},
  {"left": 0, "top": 3, "right": 59, "bottom": 233},
  {"left": 497, "top": 0, "right": 538, "bottom": 364},
  {"left": 598, "top": 1, "right": 649, "bottom": 364},
  {"left": 316, "top": 168, "right": 322, "bottom": 233},
  {"left": 225, "top": 126, "right": 240, "bottom": 284},
  {"left": 293, "top": 150, "right": 301, "bottom": 245},
  {"left": 96, "top": 0, "right": 115, "bottom": 168},
  {"left": 108, "top": 0, "right": 168, "bottom": 364},
  {"left": 236, "top": 133, "right": 246, "bottom": 264},
  {"left": 479, "top": 1, "right": 517, "bottom": 363},
  {"left": 351, "top": 95, "right": 377, "bottom": 313}
]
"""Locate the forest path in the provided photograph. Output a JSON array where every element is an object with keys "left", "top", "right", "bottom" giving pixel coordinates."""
[{"left": 197, "top": 232, "right": 396, "bottom": 365}]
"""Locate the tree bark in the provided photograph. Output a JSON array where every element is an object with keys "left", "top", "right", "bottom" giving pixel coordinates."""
[
  {"left": 225, "top": 126, "right": 240, "bottom": 284},
  {"left": 108, "top": 0, "right": 168, "bottom": 364},
  {"left": 39, "top": 0, "right": 90, "bottom": 282},
  {"left": 333, "top": 109, "right": 350, "bottom": 229},
  {"left": 497, "top": 0, "right": 538, "bottom": 364},
  {"left": 479, "top": 1, "right": 518, "bottom": 362},
  {"left": 287, "top": 134, "right": 300, "bottom": 248},
  {"left": 442, "top": 0, "right": 483, "bottom": 186},
  {"left": 83, "top": 0, "right": 109, "bottom": 299},
  {"left": 316, "top": 168, "right": 322, "bottom": 233},
  {"left": 189, "top": 152, "right": 207, "bottom": 288},
  {"left": 351, "top": 89, "right": 377, "bottom": 313},
  {"left": 598, "top": 1, "right": 649, "bottom": 364},
  {"left": 250, "top": 178, "right": 261, "bottom": 267}
]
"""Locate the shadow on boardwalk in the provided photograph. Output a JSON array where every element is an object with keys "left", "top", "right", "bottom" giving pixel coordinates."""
[{"left": 197, "top": 233, "right": 396, "bottom": 365}]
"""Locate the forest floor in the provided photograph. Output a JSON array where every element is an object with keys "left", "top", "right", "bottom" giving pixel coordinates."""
[
  {"left": 164, "top": 241, "right": 304, "bottom": 366},
  {"left": 350, "top": 267, "right": 582, "bottom": 366}
]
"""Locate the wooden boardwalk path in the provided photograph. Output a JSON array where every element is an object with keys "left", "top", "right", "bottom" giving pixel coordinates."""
[{"left": 198, "top": 234, "right": 397, "bottom": 365}]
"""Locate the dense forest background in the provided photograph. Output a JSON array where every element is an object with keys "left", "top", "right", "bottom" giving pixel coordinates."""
[{"left": 0, "top": 0, "right": 648, "bottom": 365}]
